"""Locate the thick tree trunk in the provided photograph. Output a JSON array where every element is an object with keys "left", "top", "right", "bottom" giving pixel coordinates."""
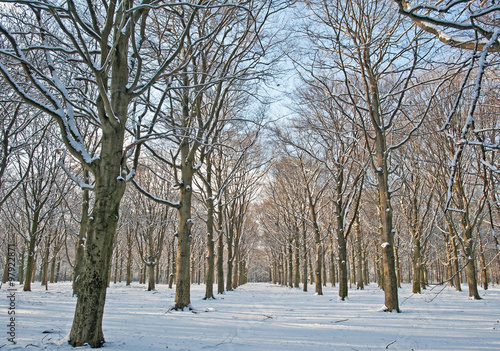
[
  {"left": 68, "top": 41, "right": 128, "bottom": 343},
  {"left": 232, "top": 239, "right": 240, "bottom": 290},
  {"left": 478, "top": 231, "right": 488, "bottom": 290},
  {"left": 322, "top": 250, "right": 327, "bottom": 287},
  {"left": 68, "top": 157, "right": 126, "bottom": 347},
  {"left": 363, "top": 245, "right": 369, "bottom": 285},
  {"left": 73, "top": 175, "right": 89, "bottom": 295},
  {"left": 41, "top": 241, "right": 49, "bottom": 289},
  {"left": 204, "top": 194, "right": 215, "bottom": 299},
  {"left": 375, "top": 154, "right": 399, "bottom": 312},
  {"left": 174, "top": 182, "right": 194, "bottom": 309},
  {"left": 17, "top": 249, "right": 24, "bottom": 284},
  {"left": 314, "top": 236, "right": 322, "bottom": 295},
  {"left": 23, "top": 234, "right": 37, "bottom": 292},
  {"left": 55, "top": 261, "right": 61, "bottom": 283},
  {"left": 412, "top": 235, "right": 422, "bottom": 294},
  {"left": 126, "top": 237, "right": 133, "bottom": 286},
  {"left": 216, "top": 207, "right": 224, "bottom": 294},
  {"left": 216, "top": 240, "right": 224, "bottom": 293},
  {"left": 49, "top": 256, "right": 56, "bottom": 284},
  {"left": 350, "top": 242, "right": 356, "bottom": 288},
  {"left": 463, "top": 227, "right": 481, "bottom": 300},
  {"left": 337, "top": 233, "right": 348, "bottom": 300},
  {"left": 2, "top": 252, "right": 9, "bottom": 283},
  {"left": 147, "top": 264, "right": 155, "bottom": 291},
  {"left": 329, "top": 233, "right": 336, "bottom": 288}
]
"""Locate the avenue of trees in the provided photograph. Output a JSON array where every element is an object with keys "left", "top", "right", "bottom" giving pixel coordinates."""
[{"left": 0, "top": 0, "right": 498, "bottom": 348}]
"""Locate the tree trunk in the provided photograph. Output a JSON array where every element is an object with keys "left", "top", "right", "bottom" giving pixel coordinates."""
[
  {"left": 23, "top": 234, "right": 37, "bottom": 292},
  {"left": 216, "top": 205, "right": 224, "bottom": 294},
  {"left": 350, "top": 241, "right": 356, "bottom": 289},
  {"left": 294, "top": 227, "right": 300, "bottom": 288},
  {"left": 147, "top": 264, "right": 155, "bottom": 291},
  {"left": 2, "top": 251, "right": 9, "bottom": 283},
  {"left": 68, "top": 159, "right": 126, "bottom": 347},
  {"left": 232, "top": 240, "right": 240, "bottom": 290},
  {"left": 41, "top": 241, "right": 49, "bottom": 289},
  {"left": 302, "top": 220, "right": 308, "bottom": 292},
  {"left": 478, "top": 230, "right": 488, "bottom": 290},
  {"left": 18, "top": 249, "right": 24, "bottom": 284},
  {"left": 204, "top": 192, "right": 215, "bottom": 299},
  {"left": 49, "top": 256, "right": 57, "bottom": 284},
  {"left": 113, "top": 250, "right": 119, "bottom": 285},
  {"left": 363, "top": 245, "right": 369, "bottom": 285},
  {"left": 73, "top": 174, "right": 90, "bottom": 296},
  {"left": 337, "top": 232, "right": 348, "bottom": 300},
  {"left": 412, "top": 235, "right": 422, "bottom": 294},
  {"left": 288, "top": 241, "right": 293, "bottom": 288},
  {"left": 68, "top": 89, "right": 127, "bottom": 348},
  {"left": 376, "top": 162, "right": 399, "bottom": 312},
  {"left": 126, "top": 241, "right": 133, "bottom": 286},
  {"left": 308, "top": 253, "right": 314, "bottom": 285},
  {"left": 451, "top": 232, "right": 461, "bottom": 291},
  {"left": 463, "top": 227, "right": 481, "bottom": 299},
  {"left": 174, "top": 180, "right": 194, "bottom": 309},
  {"left": 226, "top": 225, "right": 234, "bottom": 292},
  {"left": 55, "top": 261, "right": 61, "bottom": 283},
  {"left": 355, "top": 215, "right": 364, "bottom": 290},
  {"left": 322, "top": 249, "right": 327, "bottom": 287},
  {"left": 119, "top": 255, "right": 124, "bottom": 283},
  {"left": 329, "top": 232, "right": 336, "bottom": 287}
]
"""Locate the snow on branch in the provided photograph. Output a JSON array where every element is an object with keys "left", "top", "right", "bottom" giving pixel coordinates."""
[
  {"left": 58, "top": 161, "right": 94, "bottom": 190},
  {"left": 395, "top": 0, "right": 500, "bottom": 52},
  {"left": 0, "top": 22, "right": 94, "bottom": 166},
  {"left": 131, "top": 178, "right": 181, "bottom": 209}
]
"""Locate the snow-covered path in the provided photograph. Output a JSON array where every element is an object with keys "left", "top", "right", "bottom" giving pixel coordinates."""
[{"left": 3, "top": 282, "right": 500, "bottom": 350}]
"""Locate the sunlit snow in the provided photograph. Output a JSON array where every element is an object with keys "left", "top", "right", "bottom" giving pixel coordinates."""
[{"left": 3, "top": 282, "right": 499, "bottom": 350}]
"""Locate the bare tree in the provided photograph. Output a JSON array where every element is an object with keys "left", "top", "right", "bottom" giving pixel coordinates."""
[
  {"left": 299, "top": 0, "right": 447, "bottom": 311},
  {"left": 0, "top": 0, "right": 223, "bottom": 346},
  {"left": 1, "top": 126, "right": 70, "bottom": 292},
  {"left": 131, "top": 1, "right": 283, "bottom": 310},
  {"left": 394, "top": 2, "right": 500, "bottom": 237},
  {"left": 0, "top": 93, "right": 46, "bottom": 207}
]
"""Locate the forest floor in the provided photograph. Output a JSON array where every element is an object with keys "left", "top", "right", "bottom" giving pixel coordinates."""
[{"left": 2, "top": 281, "right": 499, "bottom": 350}]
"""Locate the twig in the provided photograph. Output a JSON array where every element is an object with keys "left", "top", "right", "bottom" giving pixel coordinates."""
[{"left": 386, "top": 340, "right": 396, "bottom": 349}]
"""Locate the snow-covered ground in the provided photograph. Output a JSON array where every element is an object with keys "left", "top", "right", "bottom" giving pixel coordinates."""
[{"left": 2, "top": 281, "right": 499, "bottom": 350}]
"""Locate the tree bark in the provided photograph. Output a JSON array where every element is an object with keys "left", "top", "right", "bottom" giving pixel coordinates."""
[
  {"left": 226, "top": 226, "right": 234, "bottom": 292},
  {"left": 68, "top": 24, "right": 129, "bottom": 343},
  {"left": 412, "top": 235, "right": 422, "bottom": 294},
  {"left": 73, "top": 174, "right": 89, "bottom": 295},
  {"left": 374, "top": 137, "right": 400, "bottom": 311},
  {"left": 302, "top": 219, "right": 308, "bottom": 292},
  {"left": 355, "top": 215, "right": 364, "bottom": 290},
  {"left": 204, "top": 190, "right": 215, "bottom": 299},
  {"left": 293, "top": 226, "right": 300, "bottom": 288},
  {"left": 337, "top": 232, "right": 348, "bottom": 300},
  {"left": 68, "top": 151, "right": 126, "bottom": 347},
  {"left": 23, "top": 227, "right": 37, "bottom": 292},
  {"left": 126, "top": 230, "right": 133, "bottom": 287},
  {"left": 478, "top": 231, "right": 488, "bottom": 290},
  {"left": 216, "top": 202, "right": 224, "bottom": 294},
  {"left": 174, "top": 179, "right": 194, "bottom": 309}
]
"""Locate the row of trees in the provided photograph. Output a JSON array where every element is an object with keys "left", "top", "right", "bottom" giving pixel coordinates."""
[
  {"left": 0, "top": 0, "right": 287, "bottom": 347},
  {"left": 260, "top": 0, "right": 499, "bottom": 313},
  {"left": 0, "top": 0, "right": 498, "bottom": 349}
]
